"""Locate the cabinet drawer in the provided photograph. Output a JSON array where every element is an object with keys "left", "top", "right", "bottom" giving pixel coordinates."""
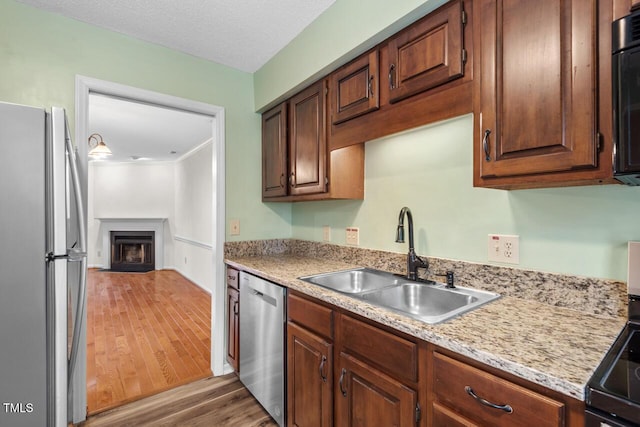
[
  {"left": 339, "top": 314, "right": 417, "bottom": 383},
  {"left": 226, "top": 267, "right": 239, "bottom": 290},
  {"left": 433, "top": 352, "right": 564, "bottom": 427},
  {"left": 288, "top": 293, "right": 333, "bottom": 340},
  {"left": 432, "top": 401, "right": 478, "bottom": 427}
]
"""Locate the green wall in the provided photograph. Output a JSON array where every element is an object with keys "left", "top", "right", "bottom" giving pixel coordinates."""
[
  {"left": 4, "top": 0, "right": 640, "bottom": 281},
  {"left": 257, "top": 0, "right": 640, "bottom": 281},
  {"left": 0, "top": 0, "right": 291, "bottom": 241},
  {"left": 253, "top": 0, "right": 447, "bottom": 111},
  {"left": 292, "top": 115, "right": 640, "bottom": 281}
]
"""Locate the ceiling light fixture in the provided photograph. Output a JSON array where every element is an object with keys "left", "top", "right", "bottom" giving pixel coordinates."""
[{"left": 88, "top": 133, "right": 112, "bottom": 158}]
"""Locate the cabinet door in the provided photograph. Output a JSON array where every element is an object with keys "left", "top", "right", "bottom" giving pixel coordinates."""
[
  {"left": 386, "top": 0, "right": 465, "bottom": 103},
  {"left": 287, "top": 322, "right": 332, "bottom": 427},
  {"left": 262, "top": 102, "right": 288, "bottom": 198},
  {"left": 335, "top": 352, "right": 417, "bottom": 427},
  {"left": 330, "top": 50, "right": 380, "bottom": 125},
  {"left": 289, "top": 81, "right": 327, "bottom": 196},
  {"left": 475, "top": 0, "right": 598, "bottom": 182},
  {"left": 226, "top": 287, "right": 239, "bottom": 372}
]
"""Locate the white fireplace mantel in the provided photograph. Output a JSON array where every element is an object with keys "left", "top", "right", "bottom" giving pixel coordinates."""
[{"left": 97, "top": 218, "right": 167, "bottom": 270}]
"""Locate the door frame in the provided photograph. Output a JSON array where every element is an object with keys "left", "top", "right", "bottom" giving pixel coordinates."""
[{"left": 74, "top": 75, "right": 228, "bottom": 421}]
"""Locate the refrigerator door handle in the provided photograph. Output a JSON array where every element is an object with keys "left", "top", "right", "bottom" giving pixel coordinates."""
[
  {"left": 46, "top": 248, "right": 87, "bottom": 263},
  {"left": 63, "top": 115, "right": 88, "bottom": 384}
]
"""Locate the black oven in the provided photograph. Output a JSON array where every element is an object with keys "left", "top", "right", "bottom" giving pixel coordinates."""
[
  {"left": 586, "top": 243, "right": 640, "bottom": 426},
  {"left": 613, "top": 9, "right": 640, "bottom": 185},
  {"left": 586, "top": 310, "right": 640, "bottom": 426}
]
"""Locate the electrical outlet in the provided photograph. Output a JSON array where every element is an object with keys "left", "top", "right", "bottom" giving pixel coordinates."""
[
  {"left": 323, "top": 225, "right": 331, "bottom": 242},
  {"left": 230, "top": 219, "right": 240, "bottom": 235},
  {"left": 488, "top": 234, "right": 520, "bottom": 264},
  {"left": 346, "top": 227, "right": 359, "bottom": 246}
]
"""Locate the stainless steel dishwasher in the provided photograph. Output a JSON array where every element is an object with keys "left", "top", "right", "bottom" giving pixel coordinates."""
[{"left": 239, "top": 271, "right": 286, "bottom": 426}]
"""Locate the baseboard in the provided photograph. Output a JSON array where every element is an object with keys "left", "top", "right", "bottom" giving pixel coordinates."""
[{"left": 168, "top": 267, "right": 212, "bottom": 295}]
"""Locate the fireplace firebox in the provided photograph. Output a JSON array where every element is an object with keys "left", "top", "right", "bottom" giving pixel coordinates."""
[{"left": 110, "top": 231, "right": 155, "bottom": 272}]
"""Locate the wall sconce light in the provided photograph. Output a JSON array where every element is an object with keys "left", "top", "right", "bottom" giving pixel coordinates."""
[{"left": 88, "top": 133, "right": 112, "bottom": 158}]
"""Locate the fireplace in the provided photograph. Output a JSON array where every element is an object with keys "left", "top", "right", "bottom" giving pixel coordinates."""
[{"left": 110, "top": 231, "right": 155, "bottom": 272}]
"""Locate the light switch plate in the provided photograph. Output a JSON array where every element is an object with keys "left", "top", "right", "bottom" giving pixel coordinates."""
[
  {"left": 230, "top": 219, "right": 240, "bottom": 235},
  {"left": 322, "top": 225, "right": 331, "bottom": 242}
]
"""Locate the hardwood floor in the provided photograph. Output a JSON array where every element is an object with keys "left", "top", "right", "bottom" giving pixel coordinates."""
[
  {"left": 87, "top": 269, "right": 212, "bottom": 415},
  {"left": 79, "top": 374, "right": 277, "bottom": 426}
]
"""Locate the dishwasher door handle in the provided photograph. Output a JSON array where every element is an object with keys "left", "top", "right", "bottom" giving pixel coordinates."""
[{"left": 250, "top": 287, "right": 278, "bottom": 307}]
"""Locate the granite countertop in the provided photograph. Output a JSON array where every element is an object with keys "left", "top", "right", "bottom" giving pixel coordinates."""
[{"left": 225, "top": 254, "right": 626, "bottom": 402}]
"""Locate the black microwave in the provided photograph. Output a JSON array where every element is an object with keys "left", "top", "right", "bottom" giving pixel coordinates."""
[{"left": 613, "top": 10, "right": 640, "bottom": 185}]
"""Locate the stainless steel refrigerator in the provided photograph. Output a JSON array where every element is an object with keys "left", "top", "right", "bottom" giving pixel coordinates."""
[{"left": 0, "top": 102, "right": 88, "bottom": 426}]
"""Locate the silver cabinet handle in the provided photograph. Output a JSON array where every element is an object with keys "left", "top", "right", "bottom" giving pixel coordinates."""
[
  {"left": 339, "top": 368, "right": 347, "bottom": 397},
  {"left": 280, "top": 173, "right": 285, "bottom": 188},
  {"left": 465, "top": 386, "right": 513, "bottom": 413},
  {"left": 289, "top": 172, "right": 296, "bottom": 188},
  {"left": 368, "top": 75, "right": 375, "bottom": 98},
  {"left": 482, "top": 129, "right": 492, "bottom": 161},
  {"left": 319, "top": 355, "right": 327, "bottom": 383}
]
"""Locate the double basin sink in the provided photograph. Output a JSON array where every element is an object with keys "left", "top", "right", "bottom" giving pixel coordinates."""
[{"left": 299, "top": 268, "right": 500, "bottom": 324}]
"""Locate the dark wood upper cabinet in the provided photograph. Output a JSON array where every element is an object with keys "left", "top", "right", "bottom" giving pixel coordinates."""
[
  {"left": 289, "top": 81, "right": 327, "bottom": 196},
  {"left": 262, "top": 80, "right": 364, "bottom": 202},
  {"left": 386, "top": 0, "right": 466, "bottom": 103},
  {"left": 330, "top": 50, "right": 380, "bottom": 125},
  {"left": 473, "top": 0, "right": 615, "bottom": 188},
  {"left": 262, "top": 103, "right": 287, "bottom": 198}
]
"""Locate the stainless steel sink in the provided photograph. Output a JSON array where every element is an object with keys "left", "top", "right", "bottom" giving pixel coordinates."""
[
  {"left": 358, "top": 282, "right": 500, "bottom": 324},
  {"left": 299, "top": 268, "right": 500, "bottom": 324},
  {"left": 299, "top": 267, "right": 402, "bottom": 294}
]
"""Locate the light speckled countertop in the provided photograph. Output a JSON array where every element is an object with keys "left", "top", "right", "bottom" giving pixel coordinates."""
[{"left": 225, "top": 254, "right": 626, "bottom": 401}]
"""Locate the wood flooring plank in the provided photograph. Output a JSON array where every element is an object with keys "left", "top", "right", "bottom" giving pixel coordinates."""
[
  {"left": 79, "top": 375, "right": 277, "bottom": 427},
  {"left": 86, "top": 269, "right": 212, "bottom": 415}
]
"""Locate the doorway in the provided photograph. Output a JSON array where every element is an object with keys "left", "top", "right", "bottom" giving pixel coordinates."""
[{"left": 74, "top": 76, "right": 227, "bottom": 422}]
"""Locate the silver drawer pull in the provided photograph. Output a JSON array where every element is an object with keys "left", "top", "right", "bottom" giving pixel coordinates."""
[{"left": 465, "top": 386, "right": 513, "bottom": 414}]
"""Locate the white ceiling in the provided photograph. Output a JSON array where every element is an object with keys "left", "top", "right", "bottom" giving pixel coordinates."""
[
  {"left": 17, "top": 0, "right": 336, "bottom": 73},
  {"left": 88, "top": 93, "right": 213, "bottom": 163},
  {"left": 19, "top": 0, "right": 336, "bottom": 163}
]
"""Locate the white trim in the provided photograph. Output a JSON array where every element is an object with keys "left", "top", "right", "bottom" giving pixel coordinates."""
[
  {"left": 97, "top": 218, "right": 167, "bottom": 270},
  {"left": 75, "top": 76, "right": 227, "bottom": 397},
  {"left": 177, "top": 138, "right": 213, "bottom": 163},
  {"left": 164, "top": 267, "right": 213, "bottom": 296},
  {"left": 174, "top": 235, "right": 213, "bottom": 250}
]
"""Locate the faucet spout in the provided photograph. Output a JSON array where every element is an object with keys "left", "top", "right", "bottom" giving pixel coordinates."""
[{"left": 396, "top": 207, "right": 428, "bottom": 280}]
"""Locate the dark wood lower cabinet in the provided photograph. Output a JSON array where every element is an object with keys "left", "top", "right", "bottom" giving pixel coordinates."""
[
  {"left": 335, "top": 352, "right": 418, "bottom": 427},
  {"left": 287, "top": 323, "right": 333, "bottom": 427},
  {"left": 285, "top": 291, "right": 584, "bottom": 427},
  {"left": 225, "top": 286, "right": 239, "bottom": 372}
]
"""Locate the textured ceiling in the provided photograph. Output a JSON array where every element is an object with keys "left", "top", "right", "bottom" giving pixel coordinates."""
[{"left": 17, "top": 0, "right": 336, "bottom": 73}]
